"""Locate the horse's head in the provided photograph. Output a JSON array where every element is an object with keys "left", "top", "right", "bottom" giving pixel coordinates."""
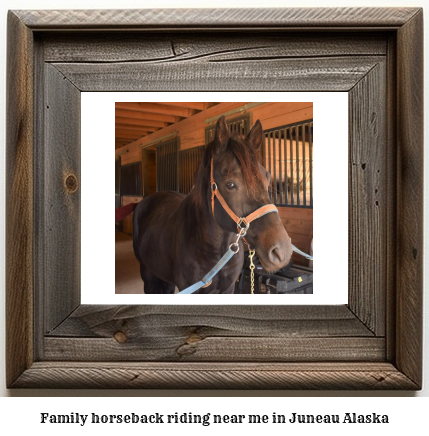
[{"left": 209, "top": 116, "right": 293, "bottom": 272}]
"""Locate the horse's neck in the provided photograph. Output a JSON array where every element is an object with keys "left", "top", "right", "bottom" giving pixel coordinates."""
[{"left": 179, "top": 192, "right": 234, "bottom": 254}]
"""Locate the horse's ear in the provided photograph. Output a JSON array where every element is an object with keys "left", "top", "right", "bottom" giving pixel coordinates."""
[
  {"left": 246, "top": 120, "right": 263, "bottom": 150},
  {"left": 214, "top": 115, "right": 229, "bottom": 148}
]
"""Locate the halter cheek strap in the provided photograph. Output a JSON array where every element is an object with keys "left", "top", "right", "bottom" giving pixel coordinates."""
[{"left": 210, "top": 157, "right": 278, "bottom": 229}]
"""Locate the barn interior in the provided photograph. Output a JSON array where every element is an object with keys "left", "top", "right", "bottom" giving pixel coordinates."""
[{"left": 115, "top": 102, "right": 313, "bottom": 294}]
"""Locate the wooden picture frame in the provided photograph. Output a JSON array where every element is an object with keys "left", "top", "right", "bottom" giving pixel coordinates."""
[{"left": 6, "top": 8, "right": 423, "bottom": 389}]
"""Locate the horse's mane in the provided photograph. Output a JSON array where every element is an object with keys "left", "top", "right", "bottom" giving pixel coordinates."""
[{"left": 191, "top": 132, "right": 263, "bottom": 210}]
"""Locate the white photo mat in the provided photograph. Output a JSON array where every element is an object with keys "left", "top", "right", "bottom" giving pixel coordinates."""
[{"left": 81, "top": 92, "right": 348, "bottom": 305}]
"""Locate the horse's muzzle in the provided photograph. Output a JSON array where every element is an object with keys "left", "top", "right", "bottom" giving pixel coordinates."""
[
  {"left": 254, "top": 229, "right": 292, "bottom": 273},
  {"left": 263, "top": 235, "right": 293, "bottom": 271}
]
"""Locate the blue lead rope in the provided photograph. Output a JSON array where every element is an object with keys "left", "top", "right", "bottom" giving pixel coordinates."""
[
  {"left": 292, "top": 244, "right": 313, "bottom": 260},
  {"left": 178, "top": 244, "right": 313, "bottom": 294},
  {"left": 177, "top": 247, "right": 238, "bottom": 294}
]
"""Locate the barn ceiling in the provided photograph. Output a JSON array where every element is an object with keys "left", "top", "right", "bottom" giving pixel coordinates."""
[{"left": 115, "top": 102, "right": 220, "bottom": 150}]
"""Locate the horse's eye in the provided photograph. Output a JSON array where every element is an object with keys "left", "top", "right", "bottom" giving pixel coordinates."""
[{"left": 226, "top": 181, "right": 236, "bottom": 190}]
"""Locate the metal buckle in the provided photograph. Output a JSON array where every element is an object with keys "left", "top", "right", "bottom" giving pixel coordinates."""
[
  {"left": 229, "top": 219, "right": 250, "bottom": 253},
  {"left": 211, "top": 181, "right": 218, "bottom": 191},
  {"left": 229, "top": 227, "right": 245, "bottom": 253},
  {"left": 237, "top": 218, "right": 249, "bottom": 236}
]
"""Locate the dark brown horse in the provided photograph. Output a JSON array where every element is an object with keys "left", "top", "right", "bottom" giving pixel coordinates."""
[{"left": 133, "top": 116, "right": 293, "bottom": 294}]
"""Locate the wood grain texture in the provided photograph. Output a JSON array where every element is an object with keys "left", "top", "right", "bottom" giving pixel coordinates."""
[
  {"left": 42, "top": 33, "right": 387, "bottom": 63},
  {"left": 5, "top": 11, "right": 35, "bottom": 388},
  {"left": 395, "top": 10, "right": 424, "bottom": 388},
  {"left": 11, "top": 362, "right": 418, "bottom": 390},
  {"left": 14, "top": 8, "right": 420, "bottom": 29},
  {"left": 348, "top": 62, "right": 386, "bottom": 336},
  {"left": 43, "top": 304, "right": 382, "bottom": 362},
  {"left": 385, "top": 34, "right": 397, "bottom": 364},
  {"left": 6, "top": 8, "right": 423, "bottom": 390},
  {"left": 43, "top": 64, "right": 81, "bottom": 333},
  {"left": 46, "top": 304, "right": 373, "bottom": 336},
  {"left": 44, "top": 337, "right": 384, "bottom": 362},
  {"left": 52, "top": 56, "right": 383, "bottom": 92}
]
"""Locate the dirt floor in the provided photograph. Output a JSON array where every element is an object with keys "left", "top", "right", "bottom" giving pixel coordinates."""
[{"left": 115, "top": 231, "right": 144, "bottom": 294}]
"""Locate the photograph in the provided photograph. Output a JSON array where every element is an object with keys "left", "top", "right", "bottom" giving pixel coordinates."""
[{"left": 114, "top": 101, "right": 314, "bottom": 295}]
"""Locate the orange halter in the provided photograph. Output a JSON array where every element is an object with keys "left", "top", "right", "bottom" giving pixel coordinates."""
[{"left": 210, "top": 157, "right": 278, "bottom": 233}]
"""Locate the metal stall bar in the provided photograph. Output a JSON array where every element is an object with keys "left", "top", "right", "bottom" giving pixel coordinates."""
[
  {"left": 273, "top": 130, "right": 277, "bottom": 204},
  {"left": 278, "top": 129, "right": 283, "bottom": 205},
  {"left": 284, "top": 127, "right": 289, "bottom": 206},
  {"left": 268, "top": 131, "right": 272, "bottom": 201},
  {"left": 302, "top": 123, "right": 307, "bottom": 206},
  {"left": 295, "top": 125, "right": 300, "bottom": 206},
  {"left": 289, "top": 127, "right": 294, "bottom": 206},
  {"left": 309, "top": 122, "right": 313, "bottom": 207}
]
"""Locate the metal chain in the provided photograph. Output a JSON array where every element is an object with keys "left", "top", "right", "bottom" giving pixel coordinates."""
[{"left": 248, "top": 249, "right": 256, "bottom": 294}]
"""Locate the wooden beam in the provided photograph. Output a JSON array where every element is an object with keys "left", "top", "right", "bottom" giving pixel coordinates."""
[
  {"left": 127, "top": 102, "right": 245, "bottom": 150},
  {"left": 205, "top": 102, "right": 267, "bottom": 124},
  {"left": 116, "top": 125, "right": 157, "bottom": 133},
  {"left": 115, "top": 133, "right": 144, "bottom": 140},
  {"left": 188, "top": 109, "right": 200, "bottom": 117},
  {"left": 115, "top": 143, "right": 129, "bottom": 149},
  {"left": 116, "top": 117, "right": 168, "bottom": 128},
  {"left": 115, "top": 102, "right": 191, "bottom": 117},
  {"left": 116, "top": 125, "right": 155, "bottom": 132},
  {"left": 116, "top": 135, "right": 149, "bottom": 141},
  {"left": 206, "top": 102, "right": 220, "bottom": 109},
  {"left": 115, "top": 126, "right": 152, "bottom": 135},
  {"left": 139, "top": 131, "right": 178, "bottom": 149},
  {"left": 115, "top": 109, "right": 177, "bottom": 123},
  {"left": 116, "top": 134, "right": 151, "bottom": 141},
  {"left": 160, "top": 102, "right": 206, "bottom": 110}
]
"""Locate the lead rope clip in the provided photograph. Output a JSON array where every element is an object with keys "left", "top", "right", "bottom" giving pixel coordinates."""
[{"left": 248, "top": 249, "right": 256, "bottom": 294}]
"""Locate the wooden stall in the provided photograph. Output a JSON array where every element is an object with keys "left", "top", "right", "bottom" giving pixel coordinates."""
[{"left": 115, "top": 102, "right": 313, "bottom": 266}]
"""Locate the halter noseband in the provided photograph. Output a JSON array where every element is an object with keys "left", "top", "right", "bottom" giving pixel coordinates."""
[{"left": 210, "top": 157, "right": 278, "bottom": 236}]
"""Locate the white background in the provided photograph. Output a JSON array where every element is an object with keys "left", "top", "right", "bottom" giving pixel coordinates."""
[
  {"left": 82, "top": 92, "right": 348, "bottom": 305},
  {"left": 0, "top": 0, "right": 428, "bottom": 425}
]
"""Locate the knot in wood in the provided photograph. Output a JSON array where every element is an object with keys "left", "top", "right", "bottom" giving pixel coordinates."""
[
  {"left": 65, "top": 174, "right": 78, "bottom": 193},
  {"left": 114, "top": 331, "right": 128, "bottom": 343},
  {"left": 186, "top": 333, "right": 203, "bottom": 344}
]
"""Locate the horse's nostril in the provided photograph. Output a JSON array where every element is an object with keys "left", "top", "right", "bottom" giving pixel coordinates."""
[
  {"left": 268, "top": 245, "right": 283, "bottom": 264},
  {"left": 268, "top": 237, "right": 292, "bottom": 266}
]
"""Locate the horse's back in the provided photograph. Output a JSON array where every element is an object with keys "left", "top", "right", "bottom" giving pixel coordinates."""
[
  {"left": 133, "top": 191, "right": 185, "bottom": 259},
  {"left": 135, "top": 191, "right": 184, "bottom": 220}
]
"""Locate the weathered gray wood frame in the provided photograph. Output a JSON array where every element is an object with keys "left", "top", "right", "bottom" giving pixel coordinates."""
[{"left": 6, "top": 8, "right": 423, "bottom": 389}]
